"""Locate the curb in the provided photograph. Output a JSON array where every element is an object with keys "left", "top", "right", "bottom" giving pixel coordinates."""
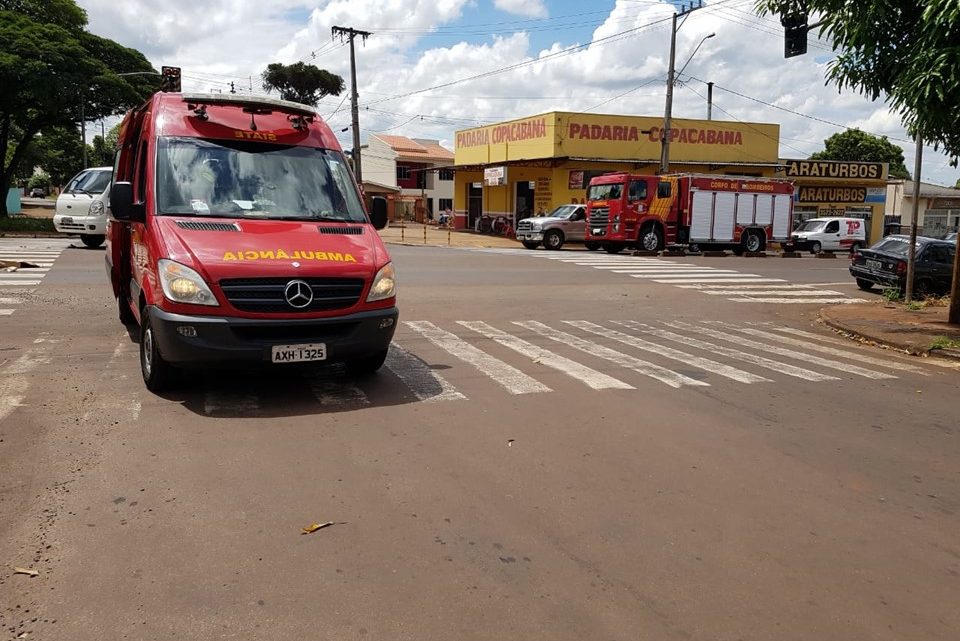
[
  {"left": 819, "top": 310, "right": 960, "bottom": 361},
  {"left": 0, "top": 232, "right": 63, "bottom": 238},
  {"left": 383, "top": 240, "right": 518, "bottom": 250}
]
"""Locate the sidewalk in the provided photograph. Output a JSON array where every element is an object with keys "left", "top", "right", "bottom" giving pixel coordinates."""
[
  {"left": 820, "top": 302, "right": 960, "bottom": 359},
  {"left": 377, "top": 223, "right": 524, "bottom": 249}
]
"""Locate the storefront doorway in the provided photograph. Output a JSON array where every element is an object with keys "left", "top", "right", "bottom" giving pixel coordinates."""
[
  {"left": 515, "top": 181, "right": 534, "bottom": 223},
  {"left": 467, "top": 183, "right": 482, "bottom": 229}
]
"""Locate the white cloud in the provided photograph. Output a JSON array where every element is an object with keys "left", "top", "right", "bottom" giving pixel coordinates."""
[
  {"left": 494, "top": 0, "right": 548, "bottom": 18},
  {"left": 75, "top": 0, "right": 960, "bottom": 186}
]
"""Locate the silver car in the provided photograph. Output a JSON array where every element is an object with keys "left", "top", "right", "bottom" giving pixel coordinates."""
[{"left": 515, "top": 204, "right": 600, "bottom": 251}]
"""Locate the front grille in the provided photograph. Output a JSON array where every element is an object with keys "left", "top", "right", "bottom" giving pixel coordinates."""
[
  {"left": 318, "top": 226, "right": 365, "bottom": 235},
  {"left": 219, "top": 277, "right": 364, "bottom": 313},
  {"left": 516, "top": 221, "right": 535, "bottom": 232},
  {"left": 230, "top": 322, "right": 358, "bottom": 342},
  {"left": 588, "top": 207, "right": 609, "bottom": 226},
  {"left": 176, "top": 220, "right": 240, "bottom": 232}
]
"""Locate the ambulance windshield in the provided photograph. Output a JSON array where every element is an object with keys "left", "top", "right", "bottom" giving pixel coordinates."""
[{"left": 155, "top": 137, "right": 366, "bottom": 222}]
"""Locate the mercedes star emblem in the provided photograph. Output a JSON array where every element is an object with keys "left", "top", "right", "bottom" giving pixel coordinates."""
[{"left": 284, "top": 279, "right": 313, "bottom": 309}]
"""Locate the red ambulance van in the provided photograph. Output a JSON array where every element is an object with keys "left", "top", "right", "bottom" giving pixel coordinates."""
[{"left": 106, "top": 92, "right": 397, "bottom": 392}]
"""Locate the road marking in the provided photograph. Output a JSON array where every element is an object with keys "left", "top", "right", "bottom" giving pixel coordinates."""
[
  {"left": 700, "top": 289, "right": 845, "bottom": 296},
  {"left": 649, "top": 277, "right": 785, "bottom": 284},
  {"left": 516, "top": 321, "right": 708, "bottom": 389},
  {"left": 306, "top": 373, "right": 371, "bottom": 408},
  {"left": 564, "top": 320, "right": 771, "bottom": 384},
  {"left": 459, "top": 321, "right": 634, "bottom": 390},
  {"left": 0, "top": 309, "right": 13, "bottom": 316},
  {"left": 629, "top": 271, "right": 748, "bottom": 278},
  {"left": 708, "top": 322, "right": 929, "bottom": 374},
  {"left": 676, "top": 283, "right": 824, "bottom": 289},
  {"left": 405, "top": 321, "right": 550, "bottom": 395},
  {"left": 0, "top": 343, "right": 54, "bottom": 423},
  {"left": 729, "top": 297, "right": 868, "bottom": 304},
  {"left": 666, "top": 321, "right": 896, "bottom": 380},
  {"left": 614, "top": 320, "right": 838, "bottom": 382},
  {"left": 385, "top": 343, "right": 466, "bottom": 403},
  {"left": 204, "top": 392, "right": 260, "bottom": 415}
]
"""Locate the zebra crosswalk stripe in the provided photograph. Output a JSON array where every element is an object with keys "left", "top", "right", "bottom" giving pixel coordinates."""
[
  {"left": 614, "top": 320, "right": 839, "bottom": 382},
  {"left": 729, "top": 297, "right": 867, "bottom": 304},
  {"left": 707, "top": 322, "right": 929, "bottom": 374},
  {"left": 458, "top": 321, "right": 634, "bottom": 390},
  {"left": 702, "top": 289, "right": 844, "bottom": 296},
  {"left": 307, "top": 373, "right": 371, "bottom": 407},
  {"left": 385, "top": 343, "right": 466, "bottom": 402},
  {"left": 650, "top": 277, "right": 785, "bottom": 284},
  {"left": 564, "top": 320, "right": 771, "bottom": 384},
  {"left": 405, "top": 321, "right": 551, "bottom": 395},
  {"left": 516, "top": 321, "right": 709, "bottom": 389},
  {"left": 665, "top": 321, "right": 896, "bottom": 380}
]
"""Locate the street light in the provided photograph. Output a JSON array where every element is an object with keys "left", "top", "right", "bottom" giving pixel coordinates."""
[{"left": 659, "top": 17, "right": 716, "bottom": 174}]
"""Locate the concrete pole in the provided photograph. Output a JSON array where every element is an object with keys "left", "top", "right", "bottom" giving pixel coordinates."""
[
  {"left": 80, "top": 99, "right": 87, "bottom": 169},
  {"left": 348, "top": 35, "right": 362, "bottom": 185},
  {"left": 904, "top": 136, "right": 923, "bottom": 303},
  {"left": 707, "top": 82, "right": 714, "bottom": 120},
  {"left": 659, "top": 12, "right": 678, "bottom": 175}
]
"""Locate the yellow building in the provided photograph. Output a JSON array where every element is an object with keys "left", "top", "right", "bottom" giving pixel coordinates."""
[{"left": 452, "top": 111, "right": 781, "bottom": 229}]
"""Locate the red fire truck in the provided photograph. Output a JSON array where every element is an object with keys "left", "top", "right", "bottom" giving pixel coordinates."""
[
  {"left": 584, "top": 173, "right": 795, "bottom": 254},
  {"left": 106, "top": 92, "right": 397, "bottom": 392}
]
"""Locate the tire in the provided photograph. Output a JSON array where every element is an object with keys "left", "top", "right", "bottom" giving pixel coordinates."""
[
  {"left": 688, "top": 243, "right": 701, "bottom": 254},
  {"left": 543, "top": 230, "right": 564, "bottom": 250},
  {"left": 915, "top": 278, "right": 934, "bottom": 298},
  {"left": 80, "top": 234, "right": 105, "bottom": 248},
  {"left": 856, "top": 278, "right": 874, "bottom": 291},
  {"left": 118, "top": 295, "right": 136, "bottom": 325},
  {"left": 638, "top": 223, "right": 663, "bottom": 252},
  {"left": 810, "top": 241, "right": 822, "bottom": 255},
  {"left": 743, "top": 230, "right": 764, "bottom": 253},
  {"left": 521, "top": 240, "right": 540, "bottom": 250},
  {"left": 346, "top": 348, "right": 388, "bottom": 376},
  {"left": 140, "top": 312, "right": 174, "bottom": 393},
  {"left": 849, "top": 242, "right": 863, "bottom": 253},
  {"left": 584, "top": 242, "right": 601, "bottom": 251},
  {"left": 732, "top": 247, "right": 744, "bottom": 256},
  {"left": 602, "top": 243, "right": 623, "bottom": 254}
]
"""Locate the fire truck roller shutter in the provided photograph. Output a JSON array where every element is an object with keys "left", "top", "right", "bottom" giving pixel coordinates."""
[
  {"left": 690, "top": 191, "right": 713, "bottom": 241},
  {"left": 713, "top": 192, "right": 736, "bottom": 241},
  {"left": 755, "top": 194, "right": 773, "bottom": 226},
  {"left": 772, "top": 194, "right": 792, "bottom": 239}
]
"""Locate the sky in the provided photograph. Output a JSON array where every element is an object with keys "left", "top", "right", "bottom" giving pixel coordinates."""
[{"left": 76, "top": 0, "right": 960, "bottom": 187}]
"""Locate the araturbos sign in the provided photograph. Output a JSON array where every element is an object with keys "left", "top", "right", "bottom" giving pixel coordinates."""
[{"left": 784, "top": 160, "right": 887, "bottom": 180}]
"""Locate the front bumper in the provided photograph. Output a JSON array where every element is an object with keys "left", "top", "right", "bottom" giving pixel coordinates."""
[
  {"left": 516, "top": 231, "right": 544, "bottom": 241},
  {"left": 53, "top": 214, "right": 106, "bottom": 235},
  {"left": 147, "top": 305, "right": 399, "bottom": 366}
]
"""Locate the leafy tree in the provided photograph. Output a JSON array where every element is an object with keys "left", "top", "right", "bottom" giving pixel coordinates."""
[
  {"left": 261, "top": 62, "right": 344, "bottom": 106},
  {"left": 756, "top": 1, "right": 960, "bottom": 166},
  {"left": 35, "top": 126, "right": 86, "bottom": 187},
  {"left": 27, "top": 172, "right": 51, "bottom": 192},
  {"left": 809, "top": 129, "right": 911, "bottom": 179},
  {"left": 0, "top": 0, "right": 157, "bottom": 216},
  {"left": 89, "top": 122, "right": 121, "bottom": 167}
]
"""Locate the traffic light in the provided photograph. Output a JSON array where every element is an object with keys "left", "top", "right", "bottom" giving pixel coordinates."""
[
  {"left": 160, "top": 66, "right": 181, "bottom": 92},
  {"left": 782, "top": 14, "right": 808, "bottom": 58}
]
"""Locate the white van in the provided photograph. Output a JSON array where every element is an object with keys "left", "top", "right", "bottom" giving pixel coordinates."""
[
  {"left": 53, "top": 166, "right": 112, "bottom": 248},
  {"left": 788, "top": 217, "right": 866, "bottom": 254}
]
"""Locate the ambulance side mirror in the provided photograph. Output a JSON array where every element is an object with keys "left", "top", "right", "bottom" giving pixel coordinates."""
[
  {"left": 110, "top": 182, "right": 144, "bottom": 222},
  {"left": 370, "top": 197, "right": 388, "bottom": 230}
]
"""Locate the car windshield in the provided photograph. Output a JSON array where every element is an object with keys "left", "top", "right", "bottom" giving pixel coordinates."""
[
  {"left": 797, "top": 220, "right": 826, "bottom": 232},
  {"left": 870, "top": 237, "right": 913, "bottom": 256},
  {"left": 548, "top": 205, "right": 579, "bottom": 219},
  {"left": 76, "top": 170, "right": 111, "bottom": 194},
  {"left": 587, "top": 183, "right": 623, "bottom": 201},
  {"left": 156, "top": 137, "right": 365, "bottom": 222}
]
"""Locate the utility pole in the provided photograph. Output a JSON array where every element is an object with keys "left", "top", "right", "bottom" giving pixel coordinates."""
[
  {"left": 80, "top": 98, "right": 87, "bottom": 169},
  {"left": 659, "top": 2, "right": 705, "bottom": 175},
  {"left": 332, "top": 25, "right": 372, "bottom": 185},
  {"left": 904, "top": 136, "right": 923, "bottom": 303},
  {"left": 707, "top": 81, "right": 713, "bottom": 120},
  {"left": 230, "top": 81, "right": 236, "bottom": 94}
]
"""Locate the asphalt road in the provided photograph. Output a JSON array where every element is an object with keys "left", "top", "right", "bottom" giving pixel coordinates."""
[{"left": 1, "top": 240, "right": 958, "bottom": 641}]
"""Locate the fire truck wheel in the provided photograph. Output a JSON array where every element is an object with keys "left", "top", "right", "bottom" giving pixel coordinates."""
[
  {"left": 543, "top": 230, "right": 565, "bottom": 250},
  {"left": 346, "top": 348, "right": 389, "bottom": 376},
  {"left": 744, "top": 230, "right": 765, "bottom": 253},
  {"left": 140, "top": 314, "right": 174, "bottom": 393},
  {"left": 602, "top": 243, "right": 623, "bottom": 254},
  {"left": 521, "top": 241, "right": 541, "bottom": 250},
  {"left": 584, "top": 242, "right": 601, "bottom": 251},
  {"left": 638, "top": 223, "right": 663, "bottom": 252}
]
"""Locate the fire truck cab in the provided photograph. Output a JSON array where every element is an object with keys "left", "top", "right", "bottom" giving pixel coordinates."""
[{"left": 107, "top": 92, "right": 397, "bottom": 392}]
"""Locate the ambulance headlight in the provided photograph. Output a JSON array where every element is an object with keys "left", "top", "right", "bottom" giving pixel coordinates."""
[
  {"left": 158, "top": 259, "right": 218, "bottom": 306},
  {"left": 367, "top": 262, "right": 396, "bottom": 302}
]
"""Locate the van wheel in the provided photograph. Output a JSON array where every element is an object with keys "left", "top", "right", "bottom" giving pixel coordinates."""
[
  {"left": 639, "top": 223, "right": 663, "bottom": 252},
  {"left": 810, "top": 241, "right": 822, "bottom": 255},
  {"left": 856, "top": 279, "right": 874, "bottom": 291},
  {"left": 603, "top": 243, "right": 622, "bottom": 254},
  {"left": 140, "top": 313, "right": 174, "bottom": 393},
  {"left": 584, "top": 242, "right": 601, "bottom": 251},
  {"left": 346, "top": 349, "right": 388, "bottom": 376},
  {"left": 521, "top": 241, "right": 540, "bottom": 250},
  {"left": 744, "top": 230, "right": 764, "bottom": 253},
  {"left": 543, "top": 230, "right": 565, "bottom": 250},
  {"left": 80, "top": 234, "right": 105, "bottom": 248},
  {"left": 118, "top": 296, "right": 136, "bottom": 326},
  {"left": 849, "top": 242, "right": 863, "bottom": 253}
]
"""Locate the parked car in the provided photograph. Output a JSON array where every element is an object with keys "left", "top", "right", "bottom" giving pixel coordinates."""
[
  {"left": 53, "top": 166, "right": 112, "bottom": 248},
  {"left": 944, "top": 232, "right": 957, "bottom": 243},
  {"left": 29, "top": 187, "right": 45, "bottom": 198},
  {"left": 786, "top": 216, "right": 866, "bottom": 254},
  {"left": 515, "top": 204, "right": 600, "bottom": 251},
  {"left": 850, "top": 235, "right": 955, "bottom": 295}
]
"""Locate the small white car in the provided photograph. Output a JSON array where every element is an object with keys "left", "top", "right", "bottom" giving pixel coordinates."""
[
  {"left": 53, "top": 166, "right": 112, "bottom": 248},
  {"left": 788, "top": 216, "right": 867, "bottom": 254}
]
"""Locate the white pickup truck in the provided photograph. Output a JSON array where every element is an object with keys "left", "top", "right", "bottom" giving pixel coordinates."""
[{"left": 515, "top": 204, "right": 601, "bottom": 251}]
